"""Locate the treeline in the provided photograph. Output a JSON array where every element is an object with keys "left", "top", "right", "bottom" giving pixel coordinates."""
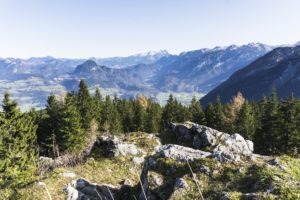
[
  {"left": 0, "top": 80, "right": 300, "bottom": 197},
  {"left": 35, "top": 80, "right": 300, "bottom": 157}
]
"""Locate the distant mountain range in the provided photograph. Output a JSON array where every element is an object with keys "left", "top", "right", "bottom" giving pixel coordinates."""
[
  {"left": 63, "top": 43, "right": 272, "bottom": 100},
  {"left": 201, "top": 45, "right": 300, "bottom": 106},
  {"left": 0, "top": 43, "right": 274, "bottom": 109}
]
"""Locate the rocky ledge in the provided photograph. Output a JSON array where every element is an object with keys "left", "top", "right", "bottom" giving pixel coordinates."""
[{"left": 30, "top": 123, "right": 299, "bottom": 200}]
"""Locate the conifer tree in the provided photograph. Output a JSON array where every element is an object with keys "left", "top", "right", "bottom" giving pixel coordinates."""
[
  {"left": 236, "top": 101, "right": 256, "bottom": 140},
  {"left": 59, "top": 93, "right": 85, "bottom": 153},
  {"left": 133, "top": 100, "right": 146, "bottom": 131},
  {"left": 77, "top": 80, "right": 93, "bottom": 130},
  {"left": 189, "top": 97, "right": 206, "bottom": 125},
  {"left": 0, "top": 92, "right": 37, "bottom": 193},
  {"left": 121, "top": 100, "right": 135, "bottom": 133},
  {"left": 279, "top": 96, "right": 300, "bottom": 154},
  {"left": 224, "top": 92, "right": 245, "bottom": 133},
  {"left": 205, "top": 103, "right": 215, "bottom": 128},
  {"left": 161, "top": 94, "right": 177, "bottom": 128},
  {"left": 101, "top": 95, "right": 113, "bottom": 132},
  {"left": 257, "top": 89, "right": 281, "bottom": 154},
  {"left": 254, "top": 95, "right": 268, "bottom": 153},
  {"left": 213, "top": 96, "right": 226, "bottom": 130},
  {"left": 37, "top": 94, "right": 63, "bottom": 156},
  {"left": 92, "top": 87, "right": 103, "bottom": 128},
  {"left": 145, "top": 102, "right": 162, "bottom": 133}
]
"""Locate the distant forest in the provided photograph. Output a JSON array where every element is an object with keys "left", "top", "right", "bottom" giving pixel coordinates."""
[{"left": 0, "top": 80, "right": 299, "bottom": 196}]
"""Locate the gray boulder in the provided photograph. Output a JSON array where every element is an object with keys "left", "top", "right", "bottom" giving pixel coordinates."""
[
  {"left": 66, "top": 179, "right": 119, "bottom": 200},
  {"left": 170, "top": 122, "right": 194, "bottom": 144},
  {"left": 96, "top": 136, "right": 140, "bottom": 157},
  {"left": 156, "top": 144, "right": 211, "bottom": 162},
  {"left": 170, "top": 122, "right": 254, "bottom": 162},
  {"left": 169, "top": 178, "right": 189, "bottom": 199},
  {"left": 133, "top": 156, "right": 145, "bottom": 167}
]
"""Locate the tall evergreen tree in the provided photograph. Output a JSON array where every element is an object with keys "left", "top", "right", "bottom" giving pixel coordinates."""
[
  {"left": 205, "top": 103, "right": 215, "bottom": 128},
  {"left": 133, "top": 100, "right": 146, "bottom": 131},
  {"left": 254, "top": 95, "right": 268, "bottom": 153},
  {"left": 59, "top": 93, "right": 85, "bottom": 153},
  {"left": 77, "top": 80, "right": 93, "bottom": 130},
  {"left": 121, "top": 100, "right": 135, "bottom": 133},
  {"left": 212, "top": 96, "right": 226, "bottom": 131},
  {"left": 257, "top": 89, "right": 281, "bottom": 154},
  {"left": 37, "top": 94, "right": 62, "bottom": 156},
  {"left": 145, "top": 102, "right": 162, "bottom": 133},
  {"left": 236, "top": 101, "right": 256, "bottom": 140},
  {"left": 91, "top": 87, "right": 103, "bottom": 128},
  {"left": 0, "top": 92, "right": 37, "bottom": 193},
  {"left": 161, "top": 94, "right": 177, "bottom": 129},
  {"left": 189, "top": 97, "right": 206, "bottom": 125},
  {"left": 279, "top": 96, "right": 300, "bottom": 154}
]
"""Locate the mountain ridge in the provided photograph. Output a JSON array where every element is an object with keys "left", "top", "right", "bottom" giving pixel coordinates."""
[
  {"left": 201, "top": 45, "right": 300, "bottom": 105},
  {"left": 0, "top": 43, "right": 273, "bottom": 109}
]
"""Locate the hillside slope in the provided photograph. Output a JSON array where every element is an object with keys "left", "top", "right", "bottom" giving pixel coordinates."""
[
  {"left": 17, "top": 123, "right": 300, "bottom": 200},
  {"left": 201, "top": 45, "right": 300, "bottom": 105}
]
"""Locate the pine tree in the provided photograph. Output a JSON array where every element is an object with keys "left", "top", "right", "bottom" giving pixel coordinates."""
[
  {"left": 101, "top": 96, "right": 113, "bottom": 132},
  {"left": 133, "top": 100, "right": 146, "bottom": 131},
  {"left": 109, "top": 96, "right": 122, "bottom": 134},
  {"left": 161, "top": 94, "right": 177, "bottom": 129},
  {"left": 213, "top": 96, "right": 226, "bottom": 131},
  {"left": 0, "top": 92, "right": 37, "bottom": 193},
  {"left": 254, "top": 95, "right": 268, "bottom": 153},
  {"left": 145, "top": 102, "right": 162, "bottom": 133},
  {"left": 189, "top": 97, "right": 206, "bottom": 125},
  {"left": 257, "top": 89, "right": 281, "bottom": 154},
  {"left": 38, "top": 94, "right": 62, "bottom": 157},
  {"left": 121, "top": 100, "right": 135, "bottom": 133},
  {"left": 77, "top": 80, "right": 93, "bottom": 130},
  {"left": 92, "top": 87, "right": 103, "bottom": 128},
  {"left": 236, "top": 101, "right": 256, "bottom": 140},
  {"left": 279, "top": 96, "right": 300, "bottom": 154},
  {"left": 59, "top": 93, "right": 85, "bottom": 153},
  {"left": 205, "top": 103, "right": 215, "bottom": 128}
]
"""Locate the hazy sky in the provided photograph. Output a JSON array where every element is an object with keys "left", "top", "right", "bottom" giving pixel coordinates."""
[{"left": 0, "top": 0, "right": 299, "bottom": 58}]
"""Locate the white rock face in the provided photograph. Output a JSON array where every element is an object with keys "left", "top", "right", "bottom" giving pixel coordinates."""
[
  {"left": 97, "top": 136, "right": 140, "bottom": 157},
  {"left": 66, "top": 179, "right": 119, "bottom": 200},
  {"left": 66, "top": 184, "right": 81, "bottom": 200},
  {"left": 170, "top": 122, "right": 254, "bottom": 162},
  {"left": 133, "top": 156, "right": 145, "bottom": 167},
  {"left": 157, "top": 144, "right": 211, "bottom": 161},
  {"left": 117, "top": 143, "right": 139, "bottom": 156}
]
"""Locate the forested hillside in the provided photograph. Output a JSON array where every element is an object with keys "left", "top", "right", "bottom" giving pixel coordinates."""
[{"left": 0, "top": 80, "right": 299, "bottom": 199}]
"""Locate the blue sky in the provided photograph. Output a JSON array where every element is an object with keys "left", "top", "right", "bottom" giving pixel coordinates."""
[{"left": 0, "top": 0, "right": 299, "bottom": 58}]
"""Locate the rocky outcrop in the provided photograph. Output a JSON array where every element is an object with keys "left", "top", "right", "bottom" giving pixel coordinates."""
[
  {"left": 170, "top": 122, "right": 254, "bottom": 162},
  {"left": 169, "top": 178, "right": 189, "bottom": 199},
  {"left": 156, "top": 144, "right": 211, "bottom": 162},
  {"left": 66, "top": 178, "right": 131, "bottom": 200},
  {"left": 65, "top": 179, "right": 120, "bottom": 200},
  {"left": 96, "top": 136, "right": 140, "bottom": 157}
]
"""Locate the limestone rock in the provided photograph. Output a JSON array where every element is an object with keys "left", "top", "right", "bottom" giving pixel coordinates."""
[
  {"left": 170, "top": 122, "right": 254, "bottom": 162},
  {"left": 198, "top": 164, "right": 210, "bottom": 174},
  {"left": 169, "top": 178, "right": 189, "bottom": 199},
  {"left": 156, "top": 144, "right": 211, "bottom": 162},
  {"left": 117, "top": 143, "right": 139, "bottom": 156},
  {"left": 66, "top": 178, "right": 119, "bottom": 200},
  {"left": 133, "top": 156, "right": 145, "bottom": 167},
  {"left": 96, "top": 135, "right": 140, "bottom": 157}
]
